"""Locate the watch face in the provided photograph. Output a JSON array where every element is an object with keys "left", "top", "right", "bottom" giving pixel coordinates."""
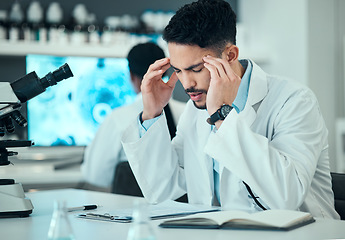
[{"left": 220, "top": 105, "right": 232, "bottom": 118}]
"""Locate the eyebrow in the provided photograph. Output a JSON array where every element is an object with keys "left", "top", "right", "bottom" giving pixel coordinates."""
[{"left": 170, "top": 62, "right": 204, "bottom": 71}]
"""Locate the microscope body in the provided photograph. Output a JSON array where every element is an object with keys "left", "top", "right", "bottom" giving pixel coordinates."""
[
  {"left": 0, "top": 63, "right": 73, "bottom": 217},
  {"left": 0, "top": 140, "right": 34, "bottom": 217},
  {"left": 0, "top": 83, "right": 33, "bottom": 217},
  {"left": 0, "top": 180, "right": 34, "bottom": 217}
]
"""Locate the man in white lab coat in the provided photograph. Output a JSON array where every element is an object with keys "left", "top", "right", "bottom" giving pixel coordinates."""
[
  {"left": 121, "top": 0, "right": 339, "bottom": 219},
  {"left": 81, "top": 42, "right": 185, "bottom": 189}
]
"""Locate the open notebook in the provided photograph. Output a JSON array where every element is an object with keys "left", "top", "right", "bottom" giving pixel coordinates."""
[{"left": 159, "top": 209, "right": 315, "bottom": 231}]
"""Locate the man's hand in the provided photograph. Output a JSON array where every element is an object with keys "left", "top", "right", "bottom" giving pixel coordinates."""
[
  {"left": 203, "top": 56, "right": 241, "bottom": 119},
  {"left": 141, "top": 58, "right": 179, "bottom": 121}
]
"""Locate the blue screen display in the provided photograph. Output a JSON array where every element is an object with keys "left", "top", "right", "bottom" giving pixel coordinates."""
[{"left": 26, "top": 54, "right": 137, "bottom": 146}]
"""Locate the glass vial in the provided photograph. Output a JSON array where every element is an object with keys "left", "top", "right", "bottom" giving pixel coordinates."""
[
  {"left": 48, "top": 200, "right": 75, "bottom": 240},
  {"left": 127, "top": 200, "right": 156, "bottom": 240}
]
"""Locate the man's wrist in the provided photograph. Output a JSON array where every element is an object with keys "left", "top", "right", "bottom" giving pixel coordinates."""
[
  {"left": 138, "top": 111, "right": 162, "bottom": 133},
  {"left": 142, "top": 110, "right": 163, "bottom": 121}
]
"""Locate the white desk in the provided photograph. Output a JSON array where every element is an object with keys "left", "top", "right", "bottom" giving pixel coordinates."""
[{"left": 1, "top": 189, "right": 345, "bottom": 240}]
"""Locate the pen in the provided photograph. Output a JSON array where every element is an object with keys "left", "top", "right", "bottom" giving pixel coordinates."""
[{"left": 67, "top": 204, "right": 98, "bottom": 212}]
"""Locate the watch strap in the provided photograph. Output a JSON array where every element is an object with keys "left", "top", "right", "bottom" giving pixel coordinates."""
[
  {"left": 209, "top": 110, "right": 221, "bottom": 125},
  {"left": 206, "top": 105, "right": 233, "bottom": 125}
]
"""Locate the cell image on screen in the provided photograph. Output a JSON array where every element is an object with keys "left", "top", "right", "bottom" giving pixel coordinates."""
[{"left": 26, "top": 54, "right": 137, "bottom": 146}]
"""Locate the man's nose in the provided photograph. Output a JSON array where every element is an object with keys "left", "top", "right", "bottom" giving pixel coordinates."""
[{"left": 181, "top": 72, "right": 197, "bottom": 89}]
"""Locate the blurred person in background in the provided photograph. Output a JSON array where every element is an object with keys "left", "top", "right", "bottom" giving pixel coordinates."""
[{"left": 81, "top": 42, "right": 186, "bottom": 191}]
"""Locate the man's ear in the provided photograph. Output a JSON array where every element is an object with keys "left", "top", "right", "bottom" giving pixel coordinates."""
[{"left": 222, "top": 44, "right": 239, "bottom": 64}]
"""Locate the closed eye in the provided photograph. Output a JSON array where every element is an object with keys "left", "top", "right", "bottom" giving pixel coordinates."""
[{"left": 192, "top": 68, "right": 204, "bottom": 73}]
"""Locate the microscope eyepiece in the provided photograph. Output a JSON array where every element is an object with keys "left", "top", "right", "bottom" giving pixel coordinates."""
[
  {"left": 10, "top": 63, "right": 74, "bottom": 103},
  {"left": 39, "top": 63, "right": 74, "bottom": 89},
  {"left": 53, "top": 63, "right": 74, "bottom": 83}
]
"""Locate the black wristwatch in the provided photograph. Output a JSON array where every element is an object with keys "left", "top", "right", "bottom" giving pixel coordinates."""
[{"left": 207, "top": 104, "right": 233, "bottom": 125}]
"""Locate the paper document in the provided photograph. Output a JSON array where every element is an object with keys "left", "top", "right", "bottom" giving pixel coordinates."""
[{"left": 119, "top": 200, "right": 220, "bottom": 219}]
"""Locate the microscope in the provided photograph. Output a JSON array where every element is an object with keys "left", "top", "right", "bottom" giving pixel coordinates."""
[{"left": 0, "top": 63, "right": 73, "bottom": 217}]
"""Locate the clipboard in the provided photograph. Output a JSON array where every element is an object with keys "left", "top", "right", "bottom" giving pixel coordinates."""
[{"left": 77, "top": 213, "right": 132, "bottom": 223}]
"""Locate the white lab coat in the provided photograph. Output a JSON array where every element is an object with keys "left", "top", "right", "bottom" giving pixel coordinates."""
[
  {"left": 122, "top": 60, "right": 340, "bottom": 219},
  {"left": 81, "top": 94, "right": 186, "bottom": 188}
]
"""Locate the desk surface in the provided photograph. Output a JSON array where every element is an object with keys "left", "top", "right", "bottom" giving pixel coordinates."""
[{"left": 1, "top": 189, "right": 345, "bottom": 240}]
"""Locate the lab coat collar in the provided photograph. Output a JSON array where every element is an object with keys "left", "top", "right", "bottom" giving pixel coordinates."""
[
  {"left": 239, "top": 60, "right": 268, "bottom": 127},
  {"left": 246, "top": 60, "right": 268, "bottom": 108}
]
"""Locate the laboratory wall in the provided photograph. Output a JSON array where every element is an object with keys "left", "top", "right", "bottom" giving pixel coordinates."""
[
  {"left": 308, "top": 0, "right": 345, "bottom": 172},
  {"left": 238, "top": 0, "right": 308, "bottom": 85},
  {"left": 239, "top": 0, "right": 345, "bottom": 172}
]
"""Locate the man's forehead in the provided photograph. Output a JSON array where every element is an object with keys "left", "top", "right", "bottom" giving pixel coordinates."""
[
  {"left": 168, "top": 43, "right": 211, "bottom": 69},
  {"left": 168, "top": 43, "right": 207, "bottom": 55}
]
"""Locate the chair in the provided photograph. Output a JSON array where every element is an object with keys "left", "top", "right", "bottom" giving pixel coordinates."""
[
  {"left": 111, "top": 161, "right": 143, "bottom": 197},
  {"left": 111, "top": 161, "right": 188, "bottom": 203},
  {"left": 331, "top": 172, "right": 345, "bottom": 220}
]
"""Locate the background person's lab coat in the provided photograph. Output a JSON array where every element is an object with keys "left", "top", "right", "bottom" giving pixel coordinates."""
[{"left": 81, "top": 94, "right": 186, "bottom": 188}]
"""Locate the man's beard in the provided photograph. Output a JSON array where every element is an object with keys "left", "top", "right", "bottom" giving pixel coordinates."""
[
  {"left": 192, "top": 101, "right": 206, "bottom": 110},
  {"left": 185, "top": 87, "right": 207, "bottom": 110}
]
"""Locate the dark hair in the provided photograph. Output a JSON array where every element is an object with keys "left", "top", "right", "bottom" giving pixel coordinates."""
[
  {"left": 163, "top": 0, "right": 237, "bottom": 55},
  {"left": 127, "top": 42, "right": 165, "bottom": 79}
]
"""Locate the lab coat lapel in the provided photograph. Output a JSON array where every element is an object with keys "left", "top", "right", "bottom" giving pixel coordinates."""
[{"left": 240, "top": 60, "right": 268, "bottom": 127}]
